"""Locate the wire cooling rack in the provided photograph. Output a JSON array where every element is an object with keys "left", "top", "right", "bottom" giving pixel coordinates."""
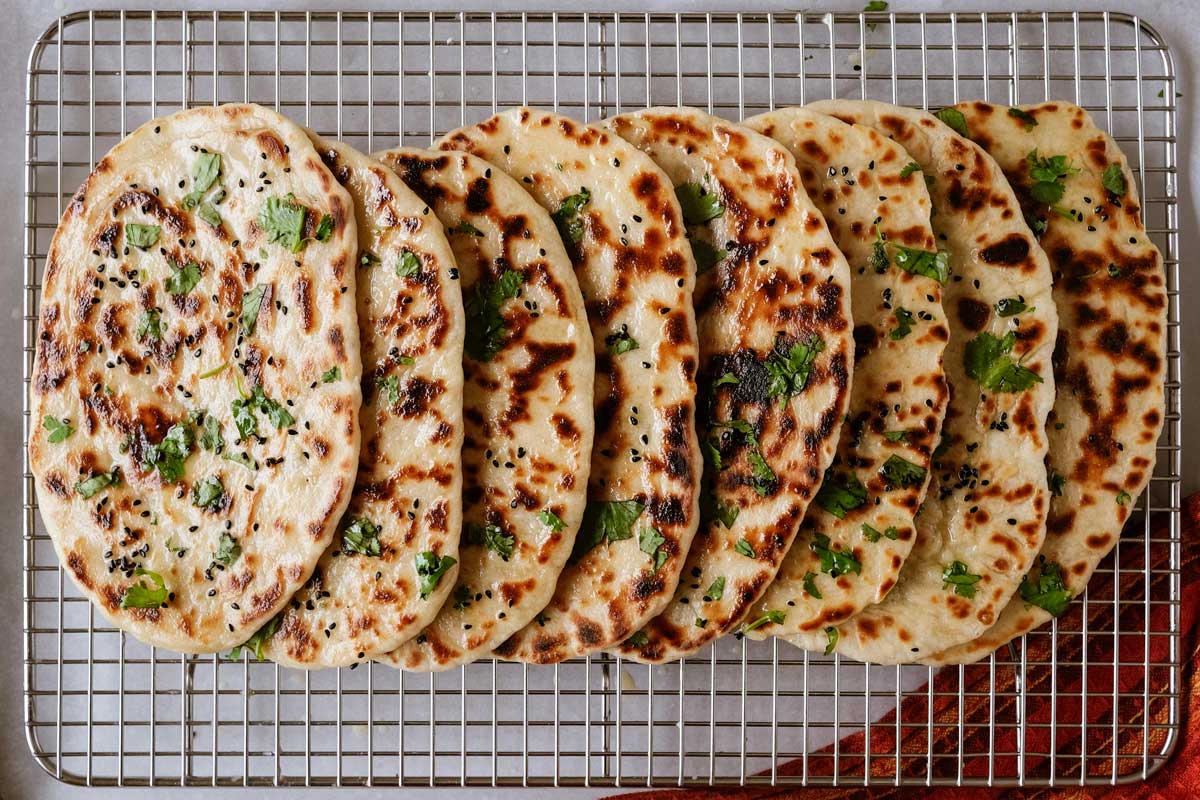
[{"left": 22, "top": 9, "right": 1182, "bottom": 789}]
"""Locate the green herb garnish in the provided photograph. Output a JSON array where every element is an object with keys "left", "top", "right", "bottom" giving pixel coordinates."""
[
  {"left": 1026, "top": 150, "right": 1080, "bottom": 206},
  {"left": 571, "top": 499, "right": 645, "bottom": 561},
  {"left": 551, "top": 188, "right": 592, "bottom": 245},
  {"left": 704, "top": 576, "right": 726, "bottom": 602},
  {"left": 75, "top": 467, "right": 120, "bottom": 499},
  {"left": 141, "top": 423, "right": 194, "bottom": 482},
  {"left": 314, "top": 214, "right": 334, "bottom": 242},
  {"left": 862, "top": 523, "right": 899, "bottom": 542},
  {"left": 396, "top": 250, "right": 421, "bottom": 278},
  {"left": 964, "top": 331, "right": 1044, "bottom": 393},
  {"left": 765, "top": 334, "right": 825, "bottom": 403},
  {"left": 605, "top": 327, "right": 639, "bottom": 355},
  {"left": 879, "top": 454, "right": 926, "bottom": 488},
  {"left": 1007, "top": 107, "right": 1038, "bottom": 130},
  {"left": 342, "top": 517, "right": 382, "bottom": 556},
  {"left": 810, "top": 533, "right": 862, "bottom": 578},
  {"left": 1018, "top": 558, "right": 1072, "bottom": 616},
  {"left": 639, "top": 526, "right": 669, "bottom": 571},
  {"left": 137, "top": 309, "right": 162, "bottom": 342},
  {"left": 1102, "top": 163, "right": 1127, "bottom": 197},
  {"left": 191, "top": 475, "right": 225, "bottom": 511},
  {"left": 934, "top": 107, "right": 969, "bottom": 137},
  {"left": 125, "top": 223, "right": 161, "bottom": 250},
  {"left": 321, "top": 366, "right": 340, "bottom": 383},
  {"left": 119, "top": 567, "right": 169, "bottom": 609},
  {"left": 43, "top": 415, "right": 74, "bottom": 443},
  {"left": 464, "top": 269, "right": 524, "bottom": 362},
  {"left": 814, "top": 470, "right": 868, "bottom": 519},
  {"left": 415, "top": 551, "right": 457, "bottom": 599},
  {"left": 893, "top": 245, "right": 950, "bottom": 284},
  {"left": 890, "top": 307, "right": 914, "bottom": 340},
  {"left": 258, "top": 194, "right": 307, "bottom": 252},
  {"left": 995, "top": 297, "right": 1030, "bottom": 317},
  {"left": 165, "top": 261, "right": 202, "bottom": 296},
  {"left": 742, "top": 609, "right": 786, "bottom": 633},
  {"left": 468, "top": 522, "right": 515, "bottom": 561},
  {"left": 228, "top": 615, "right": 280, "bottom": 661},
  {"left": 675, "top": 182, "right": 724, "bottom": 225},
  {"left": 538, "top": 509, "right": 566, "bottom": 532},
  {"left": 734, "top": 537, "right": 756, "bottom": 559},
  {"left": 240, "top": 284, "right": 268, "bottom": 336},
  {"left": 213, "top": 532, "right": 241, "bottom": 567},
  {"left": 803, "top": 571, "right": 822, "bottom": 599},
  {"left": 942, "top": 560, "right": 982, "bottom": 598}
]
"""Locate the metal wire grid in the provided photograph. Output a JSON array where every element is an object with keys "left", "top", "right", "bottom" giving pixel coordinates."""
[{"left": 21, "top": 9, "right": 1181, "bottom": 789}]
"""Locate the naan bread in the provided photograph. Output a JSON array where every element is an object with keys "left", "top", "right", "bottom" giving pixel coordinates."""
[
  {"left": 439, "top": 108, "right": 703, "bottom": 663},
  {"left": 29, "top": 103, "right": 361, "bottom": 653},
  {"left": 373, "top": 146, "right": 594, "bottom": 671},
  {"left": 741, "top": 107, "right": 949, "bottom": 642},
  {"left": 923, "top": 102, "right": 1167, "bottom": 664},
  {"left": 789, "top": 99, "right": 1058, "bottom": 663},
  {"left": 259, "top": 137, "right": 465, "bottom": 668},
  {"left": 605, "top": 107, "right": 854, "bottom": 663}
]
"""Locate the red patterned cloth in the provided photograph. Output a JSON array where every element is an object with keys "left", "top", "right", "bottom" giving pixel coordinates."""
[{"left": 611, "top": 494, "right": 1198, "bottom": 799}]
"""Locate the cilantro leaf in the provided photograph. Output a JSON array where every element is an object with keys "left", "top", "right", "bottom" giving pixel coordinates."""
[
  {"left": 200, "top": 414, "right": 224, "bottom": 453},
  {"left": 222, "top": 450, "right": 257, "bottom": 471},
  {"left": 810, "top": 533, "right": 862, "bottom": 578},
  {"left": 119, "top": 567, "right": 169, "bottom": 609},
  {"left": 321, "top": 366, "right": 340, "bottom": 383},
  {"left": 934, "top": 107, "right": 969, "bottom": 138},
  {"left": 746, "top": 449, "right": 776, "bottom": 497},
  {"left": 1026, "top": 150, "right": 1079, "bottom": 207},
  {"left": 231, "top": 396, "right": 258, "bottom": 442},
  {"left": 675, "top": 182, "right": 724, "bottom": 225},
  {"left": 1007, "top": 107, "right": 1038, "bottom": 130},
  {"left": 464, "top": 269, "right": 524, "bottom": 362},
  {"left": 1116, "top": 490, "right": 1132, "bottom": 506},
  {"left": 824, "top": 626, "right": 839, "bottom": 656},
  {"left": 468, "top": 522, "right": 515, "bottom": 561},
  {"left": 75, "top": 467, "right": 120, "bottom": 499},
  {"left": 552, "top": 188, "right": 592, "bottom": 245},
  {"left": 199, "top": 361, "right": 228, "bottom": 379},
  {"left": 963, "top": 331, "right": 1044, "bottom": 393},
  {"left": 314, "top": 214, "right": 334, "bottom": 242},
  {"left": 942, "top": 560, "right": 982, "bottom": 598},
  {"left": 126, "top": 223, "right": 161, "bottom": 250},
  {"left": 742, "top": 609, "right": 786, "bottom": 633},
  {"left": 862, "top": 523, "right": 899, "bottom": 542},
  {"left": 251, "top": 385, "right": 294, "bottom": 429},
  {"left": 890, "top": 307, "right": 914, "bottom": 340},
  {"left": 213, "top": 532, "right": 241, "bottom": 567},
  {"left": 605, "top": 327, "right": 639, "bottom": 355},
  {"left": 701, "top": 493, "right": 740, "bottom": 529},
  {"left": 803, "top": 571, "right": 822, "bottom": 599},
  {"left": 228, "top": 616, "right": 280, "bottom": 661},
  {"left": 449, "top": 220, "right": 484, "bottom": 237},
  {"left": 1018, "top": 559, "right": 1072, "bottom": 616},
  {"left": 863, "top": 0, "right": 888, "bottom": 11},
  {"left": 734, "top": 538, "right": 756, "bottom": 559},
  {"left": 883, "top": 430, "right": 910, "bottom": 443},
  {"left": 415, "top": 551, "right": 456, "bottom": 599},
  {"left": 396, "top": 250, "right": 420, "bottom": 278},
  {"left": 571, "top": 499, "right": 645, "bottom": 561},
  {"left": 538, "top": 509, "right": 566, "bottom": 532},
  {"left": 690, "top": 236, "right": 727, "bottom": 274},
  {"left": 899, "top": 161, "right": 921, "bottom": 178},
  {"left": 240, "top": 284, "right": 268, "bottom": 336},
  {"left": 893, "top": 245, "right": 950, "bottom": 284},
  {"left": 137, "top": 309, "right": 162, "bottom": 342},
  {"left": 704, "top": 576, "right": 726, "bottom": 601},
  {"left": 258, "top": 194, "right": 307, "bottom": 252},
  {"left": 714, "top": 372, "right": 740, "bottom": 388},
  {"left": 165, "top": 261, "right": 202, "bottom": 295},
  {"left": 814, "top": 469, "right": 868, "bottom": 519},
  {"left": 342, "top": 517, "right": 382, "bottom": 556},
  {"left": 639, "top": 526, "right": 669, "bottom": 571},
  {"left": 141, "top": 423, "right": 194, "bottom": 482},
  {"left": 184, "top": 151, "right": 222, "bottom": 208},
  {"left": 1048, "top": 469, "right": 1066, "bottom": 497},
  {"left": 879, "top": 454, "right": 926, "bottom": 488},
  {"left": 765, "top": 334, "right": 825, "bottom": 402},
  {"left": 994, "top": 296, "right": 1030, "bottom": 317},
  {"left": 1102, "top": 163, "right": 1127, "bottom": 197},
  {"left": 452, "top": 584, "right": 473, "bottom": 611},
  {"left": 376, "top": 374, "right": 400, "bottom": 407},
  {"left": 197, "top": 202, "right": 222, "bottom": 229},
  {"left": 191, "top": 475, "right": 225, "bottom": 511},
  {"left": 625, "top": 631, "right": 649, "bottom": 648},
  {"left": 42, "top": 415, "right": 74, "bottom": 444},
  {"left": 870, "top": 227, "right": 890, "bottom": 273}
]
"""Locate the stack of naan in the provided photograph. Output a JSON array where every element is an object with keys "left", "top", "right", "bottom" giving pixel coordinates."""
[{"left": 30, "top": 98, "right": 1164, "bottom": 668}]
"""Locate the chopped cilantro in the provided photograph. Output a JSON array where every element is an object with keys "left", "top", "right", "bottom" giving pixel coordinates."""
[
  {"left": 464, "top": 269, "right": 524, "bottom": 362},
  {"left": 1026, "top": 150, "right": 1079, "bottom": 206},
  {"left": 863, "top": 0, "right": 888, "bottom": 11},
  {"left": 538, "top": 509, "right": 566, "bottom": 532},
  {"left": 314, "top": 214, "right": 334, "bottom": 242},
  {"left": 701, "top": 492, "right": 740, "bottom": 529},
  {"left": 198, "top": 361, "right": 228, "bottom": 379},
  {"left": 197, "top": 202, "right": 222, "bottom": 229},
  {"left": 742, "top": 609, "right": 786, "bottom": 633},
  {"left": 321, "top": 366, "right": 340, "bottom": 383},
  {"left": 704, "top": 576, "right": 726, "bottom": 602},
  {"left": 734, "top": 537, "right": 756, "bottom": 558},
  {"left": 415, "top": 551, "right": 457, "bottom": 599},
  {"left": 690, "top": 237, "right": 727, "bottom": 274},
  {"left": 605, "top": 327, "right": 639, "bottom": 355},
  {"left": 119, "top": 567, "right": 169, "bottom": 609},
  {"left": 675, "top": 182, "right": 724, "bottom": 225},
  {"left": 1007, "top": 107, "right": 1038, "bottom": 130},
  {"left": 75, "top": 467, "right": 120, "bottom": 499},
  {"left": 883, "top": 430, "right": 910, "bottom": 443},
  {"left": 1018, "top": 558, "right": 1072, "bottom": 616},
  {"left": 824, "top": 626, "right": 839, "bottom": 655},
  {"left": 1048, "top": 470, "right": 1066, "bottom": 497},
  {"left": 396, "top": 250, "right": 421, "bottom": 278},
  {"left": 942, "top": 560, "right": 982, "bottom": 598},
  {"left": 359, "top": 251, "right": 381, "bottom": 267},
  {"left": 893, "top": 245, "right": 950, "bottom": 284},
  {"left": 1102, "top": 163, "right": 1127, "bottom": 197},
  {"left": 200, "top": 414, "right": 224, "bottom": 453},
  {"left": 890, "top": 307, "right": 914, "bottom": 340},
  {"left": 141, "top": 423, "right": 194, "bottom": 482},
  {"left": 803, "top": 571, "right": 822, "bottom": 599},
  {"left": 191, "top": 475, "right": 225, "bottom": 511},
  {"left": 228, "top": 616, "right": 280, "bottom": 661},
  {"left": 468, "top": 522, "right": 515, "bottom": 561},
  {"left": 452, "top": 584, "right": 473, "bottom": 610},
  {"left": 42, "top": 415, "right": 74, "bottom": 443},
  {"left": 639, "top": 526, "right": 669, "bottom": 571},
  {"left": 810, "top": 533, "right": 862, "bottom": 578},
  {"left": 862, "top": 522, "right": 899, "bottom": 542},
  {"left": 125, "top": 223, "right": 161, "bottom": 250},
  {"left": 240, "top": 284, "right": 268, "bottom": 336},
  {"left": 934, "top": 107, "right": 969, "bottom": 137},
  {"left": 376, "top": 374, "right": 400, "bottom": 407},
  {"left": 165, "top": 260, "right": 202, "bottom": 295},
  {"left": 222, "top": 451, "right": 257, "bottom": 471},
  {"left": 258, "top": 194, "right": 307, "bottom": 252},
  {"left": 552, "top": 188, "right": 591, "bottom": 245},
  {"left": 963, "top": 331, "right": 1044, "bottom": 393},
  {"left": 342, "top": 517, "right": 382, "bottom": 556},
  {"left": 625, "top": 631, "right": 649, "bottom": 648},
  {"left": 136, "top": 309, "right": 162, "bottom": 342},
  {"left": 899, "top": 161, "right": 921, "bottom": 178},
  {"left": 870, "top": 227, "right": 890, "bottom": 273},
  {"left": 1116, "top": 490, "right": 1132, "bottom": 506},
  {"left": 814, "top": 469, "right": 868, "bottom": 519},
  {"left": 995, "top": 296, "right": 1030, "bottom": 317},
  {"left": 571, "top": 499, "right": 645, "bottom": 561},
  {"left": 184, "top": 151, "right": 222, "bottom": 208},
  {"left": 765, "top": 334, "right": 825, "bottom": 402},
  {"left": 213, "top": 532, "right": 241, "bottom": 567},
  {"left": 879, "top": 454, "right": 926, "bottom": 488},
  {"left": 450, "top": 220, "right": 484, "bottom": 237},
  {"left": 714, "top": 372, "right": 740, "bottom": 388}
]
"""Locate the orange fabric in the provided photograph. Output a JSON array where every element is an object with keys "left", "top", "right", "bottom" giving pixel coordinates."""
[{"left": 610, "top": 494, "right": 1199, "bottom": 799}]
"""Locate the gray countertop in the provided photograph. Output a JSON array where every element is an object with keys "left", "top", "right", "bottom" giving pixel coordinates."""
[{"left": 2, "top": 0, "right": 1195, "bottom": 797}]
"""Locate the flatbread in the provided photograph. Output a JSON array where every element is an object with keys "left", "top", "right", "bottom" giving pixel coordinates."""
[
  {"left": 259, "top": 136, "right": 465, "bottom": 668},
  {"left": 789, "top": 99, "right": 1058, "bottom": 663},
  {"left": 373, "top": 146, "right": 594, "bottom": 671},
  {"left": 923, "top": 102, "right": 1167, "bottom": 664},
  {"left": 741, "top": 107, "right": 949, "bottom": 641},
  {"left": 29, "top": 103, "right": 361, "bottom": 653},
  {"left": 439, "top": 107, "right": 703, "bottom": 663},
  {"left": 605, "top": 107, "right": 854, "bottom": 663}
]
